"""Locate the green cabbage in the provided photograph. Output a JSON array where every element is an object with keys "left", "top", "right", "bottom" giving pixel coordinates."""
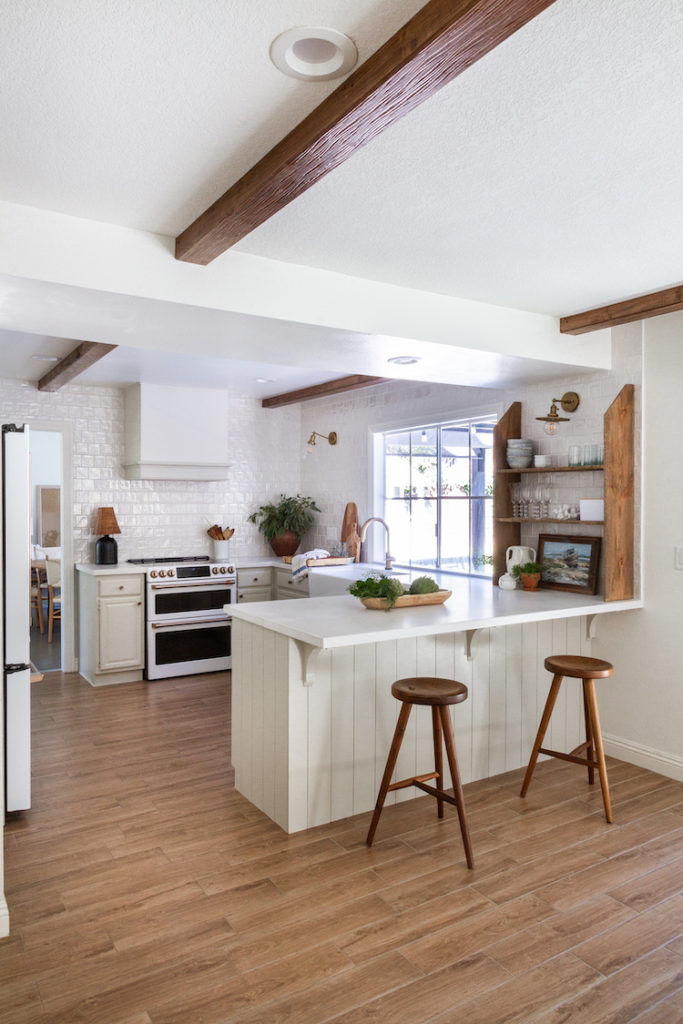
[{"left": 408, "top": 576, "right": 440, "bottom": 595}]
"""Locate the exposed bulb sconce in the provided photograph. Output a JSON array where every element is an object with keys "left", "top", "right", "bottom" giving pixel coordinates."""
[
  {"left": 536, "top": 391, "right": 580, "bottom": 436},
  {"left": 307, "top": 430, "right": 337, "bottom": 453}
]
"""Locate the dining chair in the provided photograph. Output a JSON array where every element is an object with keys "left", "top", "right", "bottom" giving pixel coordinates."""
[
  {"left": 45, "top": 557, "right": 62, "bottom": 643},
  {"left": 30, "top": 566, "right": 45, "bottom": 633}
]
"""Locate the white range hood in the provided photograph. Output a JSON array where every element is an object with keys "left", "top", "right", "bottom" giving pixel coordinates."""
[{"left": 122, "top": 383, "right": 230, "bottom": 480}]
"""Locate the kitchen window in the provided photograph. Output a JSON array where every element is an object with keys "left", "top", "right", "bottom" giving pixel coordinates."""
[{"left": 379, "top": 415, "right": 496, "bottom": 577}]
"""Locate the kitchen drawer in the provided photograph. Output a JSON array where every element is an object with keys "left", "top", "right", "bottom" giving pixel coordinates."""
[
  {"left": 237, "top": 586, "right": 272, "bottom": 603},
  {"left": 276, "top": 587, "right": 308, "bottom": 600},
  {"left": 97, "top": 575, "right": 143, "bottom": 598},
  {"left": 237, "top": 568, "right": 272, "bottom": 588},
  {"left": 275, "top": 573, "right": 309, "bottom": 596}
]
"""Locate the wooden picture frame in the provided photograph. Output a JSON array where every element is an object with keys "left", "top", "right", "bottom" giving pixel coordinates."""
[
  {"left": 37, "top": 485, "right": 61, "bottom": 548},
  {"left": 537, "top": 534, "right": 601, "bottom": 595}
]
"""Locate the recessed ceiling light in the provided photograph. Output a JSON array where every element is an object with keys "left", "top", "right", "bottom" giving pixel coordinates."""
[
  {"left": 31, "top": 354, "right": 60, "bottom": 362},
  {"left": 270, "top": 27, "right": 358, "bottom": 82},
  {"left": 388, "top": 356, "right": 421, "bottom": 366},
  {"left": 255, "top": 377, "right": 277, "bottom": 384}
]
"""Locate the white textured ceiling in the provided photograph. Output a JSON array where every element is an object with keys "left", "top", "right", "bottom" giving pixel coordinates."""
[{"left": 0, "top": 0, "right": 681, "bottom": 390}]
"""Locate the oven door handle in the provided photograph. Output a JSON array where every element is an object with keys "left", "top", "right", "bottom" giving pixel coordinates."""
[
  {"left": 151, "top": 616, "right": 232, "bottom": 629},
  {"left": 150, "top": 581, "right": 235, "bottom": 590}
]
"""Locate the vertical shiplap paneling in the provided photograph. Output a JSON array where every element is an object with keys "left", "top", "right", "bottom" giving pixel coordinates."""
[
  {"left": 551, "top": 618, "right": 570, "bottom": 755},
  {"left": 504, "top": 623, "right": 523, "bottom": 772},
  {"left": 375, "top": 639, "right": 398, "bottom": 806},
  {"left": 251, "top": 620, "right": 265, "bottom": 810},
  {"left": 307, "top": 647, "right": 333, "bottom": 828},
  {"left": 488, "top": 626, "right": 508, "bottom": 777},
  {"left": 261, "top": 627, "right": 277, "bottom": 821},
  {"left": 273, "top": 635, "right": 291, "bottom": 831},
  {"left": 330, "top": 646, "right": 355, "bottom": 821},
  {"left": 352, "top": 643, "right": 377, "bottom": 816},
  {"left": 414, "top": 635, "right": 438, "bottom": 788},
  {"left": 471, "top": 628, "right": 491, "bottom": 782},
  {"left": 536, "top": 619, "right": 554, "bottom": 761},
  {"left": 520, "top": 621, "right": 538, "bottom": 765},
  {"left": 241, "top": 622, "right": 254, "bottom": 798},
  {"left": 394, "top": 637, "right": 418, "bottom": 803},
  {"left": 565, "top": 616, "right": 584, "bottom": 752},
  {"left": 231, "top": 620, "right": 243, "bottom": 783},
  {"left": 452, "top": 632, "right": 475, "bottom": 784},
  {"left": 287, "top": 638, "right": 311, "bottom": 832}
]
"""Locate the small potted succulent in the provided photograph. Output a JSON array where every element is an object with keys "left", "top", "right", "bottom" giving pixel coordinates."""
[
  {"left": 248, "top": 494, "right": 320, "bottom": 557},
  {"left": 511, "top": 561, "right": 542, "bottom": 591}
]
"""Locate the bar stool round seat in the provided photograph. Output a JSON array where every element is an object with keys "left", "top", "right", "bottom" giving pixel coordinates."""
[
  {"left": 544, "top": 655, "right": 614, "bottom": 679},
  {"left": 521, "top": 655, "right": 615, "bottom": 822},
  {"left": 391, "top": 677, "right": 468, "bottom": 706},
  {"left": 366, "top": 676, "right": 474, "bottom": 868}
]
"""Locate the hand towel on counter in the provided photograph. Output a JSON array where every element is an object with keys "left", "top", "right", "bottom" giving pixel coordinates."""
[{"left": 291, "top": 549, "right": 330, "bottom": 580}]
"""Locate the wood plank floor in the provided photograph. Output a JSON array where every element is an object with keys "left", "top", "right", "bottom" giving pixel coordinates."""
[{"left": 2, "top": 670, "right": 682, "bottom": 1024}]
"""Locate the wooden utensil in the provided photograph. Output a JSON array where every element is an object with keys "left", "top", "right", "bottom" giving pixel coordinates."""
[{"left": 341, "top": 502, "right": 361, "bottom": 562}]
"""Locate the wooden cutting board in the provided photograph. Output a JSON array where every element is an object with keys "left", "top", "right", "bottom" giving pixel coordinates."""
[{"left": 341, "top": 502, "right": 361, "bottom": 562}]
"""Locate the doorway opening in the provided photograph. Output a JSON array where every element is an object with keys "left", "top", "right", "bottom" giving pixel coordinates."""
[{"left": 29, "top": 429, "right": 64, "bottom": 673}]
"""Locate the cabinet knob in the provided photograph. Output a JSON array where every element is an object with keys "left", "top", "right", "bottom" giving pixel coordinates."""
[
  {"left": 119, "top": 585, "right": 124, "bottom": 590},
  {"left": 253, "top": 577, "right": 258, "bottom": 582}
]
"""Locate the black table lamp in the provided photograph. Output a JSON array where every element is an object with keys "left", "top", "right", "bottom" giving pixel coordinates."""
[{"left": 94, "top": 507, "right": 121, "bottom": 565}]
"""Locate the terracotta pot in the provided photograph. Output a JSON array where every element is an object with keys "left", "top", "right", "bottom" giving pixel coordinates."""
[
  {"left": 521, "top": 573, "right": 541, "bottom": 591},
  {"left": 269, "top": 531, "right": 301, "bottom": 557}
]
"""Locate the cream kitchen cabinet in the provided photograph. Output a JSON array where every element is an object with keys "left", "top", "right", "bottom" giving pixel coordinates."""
[
  {"left": 236, "top": 567, "right": 273, "bottom": 603},
  {"left": 77, "top": 567, "right": 145, "bottom": 686},
  {"left": 274, "top": 566, "right": 309, "bottom": 599}
]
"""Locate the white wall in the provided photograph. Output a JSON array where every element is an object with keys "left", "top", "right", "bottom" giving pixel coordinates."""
[
  {"left": 594, "top": 311, "right": 683, "bottom": 779},
  {"left": 0, "top": 379, "right": 302, "bottom": 565}
]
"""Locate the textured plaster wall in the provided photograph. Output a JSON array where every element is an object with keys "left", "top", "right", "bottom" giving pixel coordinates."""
[{"left": 0, "top": 379, "right": 301, "bottom": 565}]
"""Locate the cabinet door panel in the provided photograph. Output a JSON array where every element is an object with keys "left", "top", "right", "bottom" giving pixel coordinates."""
[{"left": 98, "top": 597, "right": 144, "bottom": 671}]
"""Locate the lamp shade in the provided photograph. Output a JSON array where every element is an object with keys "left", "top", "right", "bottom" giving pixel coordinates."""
[{"left": 94, "top": 507, "right": 120, "bottom": 536}]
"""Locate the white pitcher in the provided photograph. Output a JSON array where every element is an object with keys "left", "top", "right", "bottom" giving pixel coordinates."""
[{"left": 506, "top": 545, "right": 536, "bottom": 573}]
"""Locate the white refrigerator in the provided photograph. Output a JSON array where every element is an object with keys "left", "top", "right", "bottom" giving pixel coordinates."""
[{"left": 2, "top": 424, "right": 31, "bottom": 812}]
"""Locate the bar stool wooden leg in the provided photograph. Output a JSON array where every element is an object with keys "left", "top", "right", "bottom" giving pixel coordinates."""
[
  {"left": 582, "top": 681, "right": 595, "bottom": 786},
  {"left": 366, "top": 703, "right": 412, "bottom": 846},
  {"left": 439, "top": 705, "right": 474, "bottom": 869},
  {"left": 520, "top": 673, "right": 563, "bottom": 797},
  {"left": 432, "top": 706, "right": 444, "bottom": 819},
  {"left": 584, "top": 680, "right": 613, "bottom": 823}
]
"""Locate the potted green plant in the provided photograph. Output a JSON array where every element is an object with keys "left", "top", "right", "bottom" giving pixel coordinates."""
[
  {"left": 511, "top": 561, "right": 542, "bottom": 591},
  {"left": 248, "top": 494, "right": 321, "bottom": 557}
]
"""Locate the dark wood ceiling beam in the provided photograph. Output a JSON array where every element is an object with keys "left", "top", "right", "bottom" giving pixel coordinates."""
[
  {"left": 560, "top": 285, "right": 683, "bottom": 335},
  {"left": 262, "top": 374, "right": 391, "bottom": 408},
  {"left": 176, "top": 0, "right": 557, "bottom": 265},
  {"left": 37, "top": 341, "right": 117, "bottom": 392}
]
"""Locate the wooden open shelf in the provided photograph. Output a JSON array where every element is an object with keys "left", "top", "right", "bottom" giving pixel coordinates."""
[
  {"left": 496, "top": 465, "right": 604, "bottom": 474},
  {"left": 496, "top": 518, "right": 604, "bottom": 525},
  {"left": 492, "top": 385, "right": 635, "bottom": 601}
]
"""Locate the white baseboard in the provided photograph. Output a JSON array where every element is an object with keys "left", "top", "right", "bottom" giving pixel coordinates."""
[
  {"left": 0, "top": 894, "right": 9, "bottom": 938},
  {"left": 603, "top": 733, "right": 683, "bottom": 782}
]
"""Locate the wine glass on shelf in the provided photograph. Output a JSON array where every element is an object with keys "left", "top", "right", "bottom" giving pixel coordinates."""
[
  {"left": 520, "top": 481, "right": 531, "bottom": 519},
  {"left": 509, "top": 482, "right": 521, "bottom": 518}
]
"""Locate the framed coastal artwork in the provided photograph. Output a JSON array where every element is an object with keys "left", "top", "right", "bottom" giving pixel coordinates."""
[{"left": 537, "top": 534, "right": 601, "bottom": 595}]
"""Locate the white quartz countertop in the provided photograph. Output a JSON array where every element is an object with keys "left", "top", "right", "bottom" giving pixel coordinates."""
[
  {"left": 229, "top": 576, "right": 643, "bottom": 649},
  {"left": 76, "top": 563, "right": 146, "bottom": 576}
]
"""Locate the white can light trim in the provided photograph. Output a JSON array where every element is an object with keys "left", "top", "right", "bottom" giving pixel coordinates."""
[{"left": 270, "top": 27, "right": 358, "bottom": 82}]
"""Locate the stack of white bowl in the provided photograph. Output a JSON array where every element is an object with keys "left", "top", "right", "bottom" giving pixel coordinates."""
[{"left": 507, "top": 439, "right": 534, "bottom": 468}]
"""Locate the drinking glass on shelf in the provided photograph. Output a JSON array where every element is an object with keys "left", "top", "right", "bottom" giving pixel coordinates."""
[
  {"left": 520, "top": 481, "right": 531, "bottom": 519},
  {"left": 568, "top": 445, "right": 582, "bottom": 466},
  {"left": 509, "top": 482, "right": 521, "bottom": 518}
]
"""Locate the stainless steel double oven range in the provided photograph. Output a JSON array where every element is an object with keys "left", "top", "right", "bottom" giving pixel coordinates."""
[{"left": 128, "top": 556, "right": 235, "bottom": 680}]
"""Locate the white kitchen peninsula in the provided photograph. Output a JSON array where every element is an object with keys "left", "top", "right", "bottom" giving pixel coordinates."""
[{"left": 229, "top": 580, "right": 642, "bottom": 833}]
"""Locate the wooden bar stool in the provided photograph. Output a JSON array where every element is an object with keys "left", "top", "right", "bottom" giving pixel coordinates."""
[
  {"left": 366, "top": 677, "right": 474, "bottom": 868},
  {"left": 520, "top": 655, "right": 615, "bottom": 822}
]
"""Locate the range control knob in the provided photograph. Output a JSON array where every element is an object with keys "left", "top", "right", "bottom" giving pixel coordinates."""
[
  {"left": 220, "top": 566, "right": 227, "bottom": 574},
  {"left": 212, "top": 566, "right": 219, "bottom": 574},
  {"left": 150, "top": 570, "right": 157, "bottom": 578},
  {"left": 167, "top": 569, "right": 175, "bottom": 577},
  {"left": 159, "top": 570, "right": 166, "bottom": 578},
  {"left": 228, "top": 565, "right": 235, "bottom": 574}
]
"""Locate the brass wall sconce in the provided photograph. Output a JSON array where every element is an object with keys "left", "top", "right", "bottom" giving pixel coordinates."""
[
  {"left": 307, "top": 430, "right": 337, "bottom": 453},
  {"left": 536, "top": 392, "right": 580, "bottom": 436}
]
